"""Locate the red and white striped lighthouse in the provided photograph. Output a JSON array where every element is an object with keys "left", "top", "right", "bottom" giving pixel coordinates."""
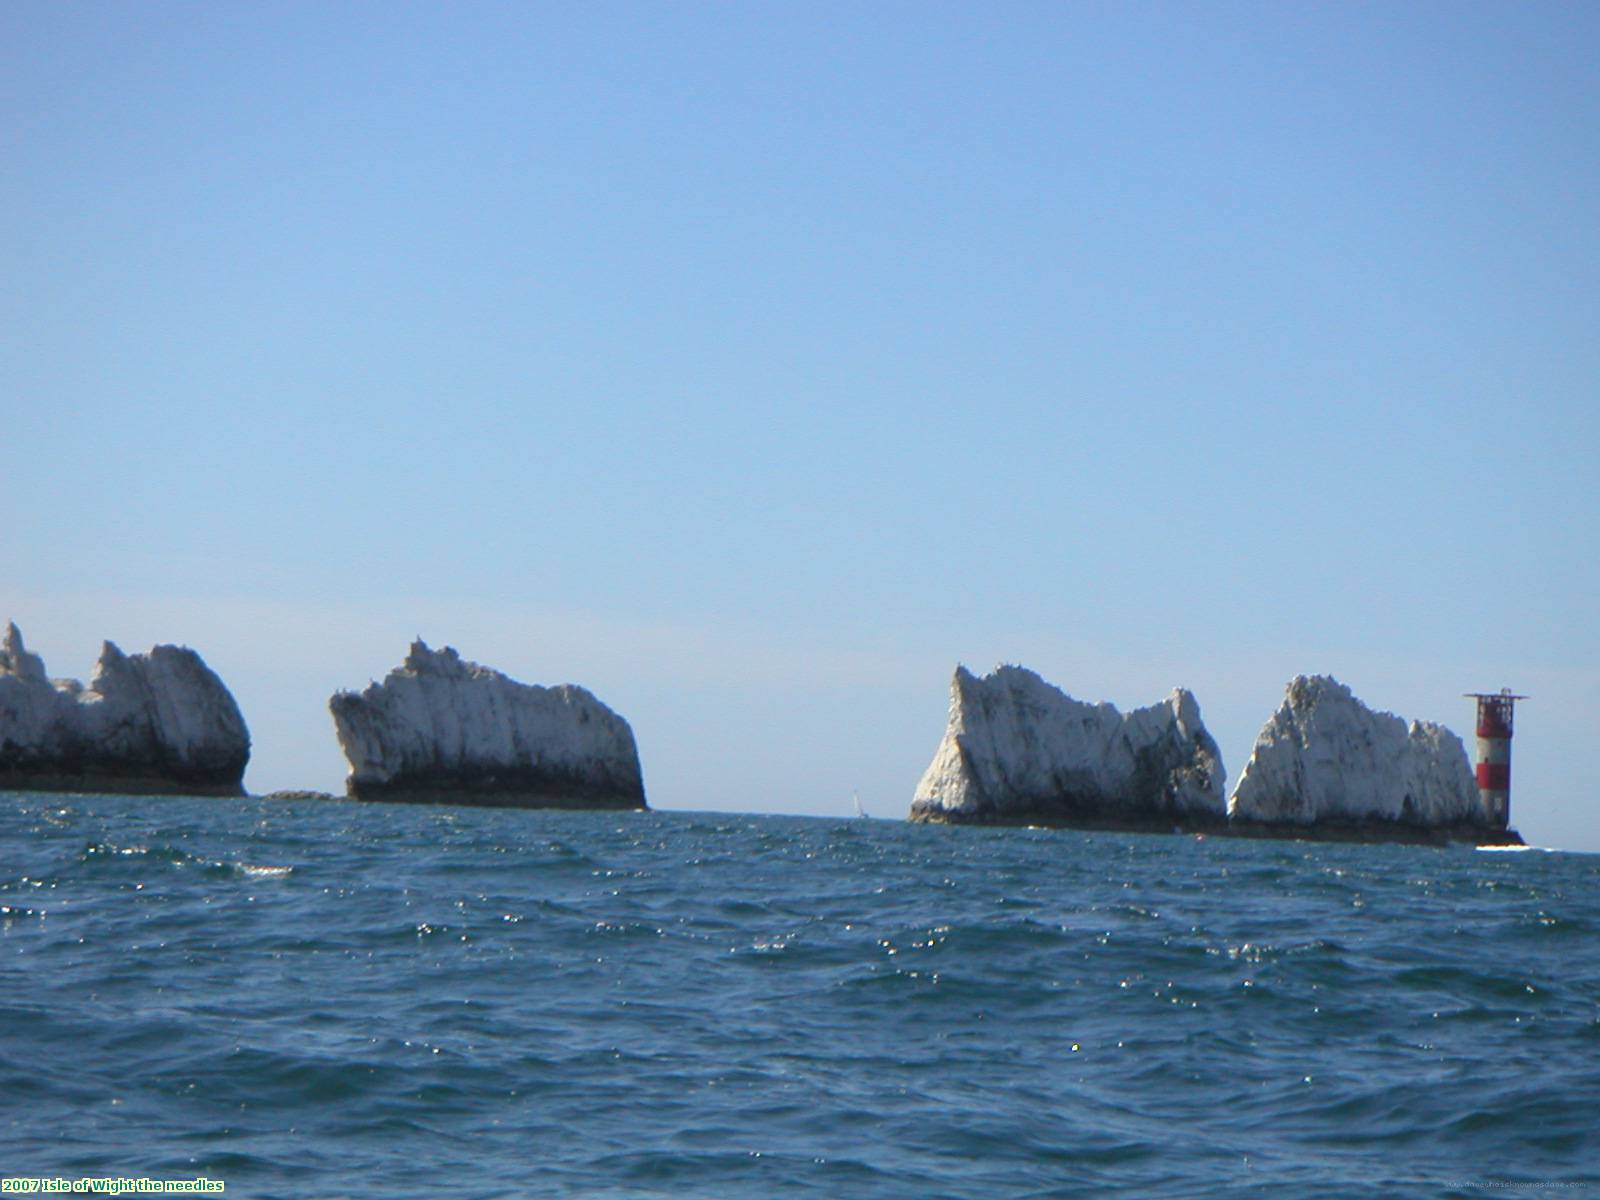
[{"left": 1464, "top": 689, "right": 1526, "bottom": 828}]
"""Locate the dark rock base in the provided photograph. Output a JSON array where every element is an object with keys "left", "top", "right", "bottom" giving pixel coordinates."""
[
  {"left": 346, "top": 767, "right": 647, "bottom": 811},
  {"left": 909, "top": 805, "right": 1229, "bottom": 834},
  {"left": 910, "top": 805, "right": 1523, "bottom": 847},
  {"left": 0, "top": 767, "right": 246, "bottom": 798},
  {"left": 1225, "top": 819, "right": 1524, "bottom": 848}
]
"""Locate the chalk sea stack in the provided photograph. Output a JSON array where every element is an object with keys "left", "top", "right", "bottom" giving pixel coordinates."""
[
  {"left": 1228, "top": 675, "right": 1522, "bottom": 846},
  {"left": 329, "top": 640, "right": 647, "bottom": 809},
  {"left": 909, "top": 665, "right": 1226, "bottom": 829},
  {"left": 0, "top": 622, "right": 250, "bottom": 796}
]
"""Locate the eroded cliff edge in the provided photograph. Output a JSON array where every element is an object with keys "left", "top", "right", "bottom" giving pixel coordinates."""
[
  {"left": 1228, "top": 675, "right": 1522, "bottom": 846},
  {"left": 0, "top": 623, "right": 250, "bottom": 796},
  {"left": 329, "top": 641, "right": 646, "bottom": 809},
  {"left": 909, "top": 666, "right": 1227, "bottom": 829}
]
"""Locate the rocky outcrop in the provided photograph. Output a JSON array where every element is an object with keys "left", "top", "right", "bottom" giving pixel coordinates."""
[
  {"left": 0, "top": 623, "right": 250, "bottom": 796},
  {"left": 1228, "top": 675, "right": 1519, "bottom": 844},
  {"left": 329, "top": 641, "right": 646, "bottom": 809},
  {"left": 909, "top": 666, "right": 1226, "bottom": 828}
]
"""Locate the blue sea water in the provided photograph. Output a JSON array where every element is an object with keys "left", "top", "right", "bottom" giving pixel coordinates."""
[{"left": 2, "top": 793, "right": 1597, "bottom": 1198}]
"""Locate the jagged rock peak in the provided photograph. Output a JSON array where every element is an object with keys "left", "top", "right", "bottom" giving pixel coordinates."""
[
  {"left": 910, "top": 664, "right": 1226, "bottom": 825},
  {"left": 1, "top": 623, "right": 48, "bottom": 684},
  {"left": 404, "top": 638, "right": 465, "bottom": 674},
  {"left": 0, "top": 623, "right": 250, "bottom": 796},
  {"left": 1228, "top": 674, "right": 1486, "bottom": 828},
  {"left": 329, "top": 641, "right": 647, "bottom": 810}
]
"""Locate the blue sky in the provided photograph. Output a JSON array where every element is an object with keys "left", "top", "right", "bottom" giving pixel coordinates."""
[{"left": 4, "top": 3, "right": 1596, "bottom": 848}]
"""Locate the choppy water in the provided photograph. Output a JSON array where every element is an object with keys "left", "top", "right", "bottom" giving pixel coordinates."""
[{"left": 2, "top": 792, "right": 1597, "bottom": 1198}]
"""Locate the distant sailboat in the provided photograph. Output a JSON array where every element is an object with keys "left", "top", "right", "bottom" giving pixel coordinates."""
[{"left": 853, "top": 791, "right": 868, "bottom": 819}]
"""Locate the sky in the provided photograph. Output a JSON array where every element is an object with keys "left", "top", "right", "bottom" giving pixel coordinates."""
[{"left": 3, "top": 2, "right": 1596, "bottom": 849}]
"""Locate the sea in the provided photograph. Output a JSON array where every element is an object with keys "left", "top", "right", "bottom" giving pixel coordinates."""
[{"left": 2, "top": 792, "right": 1597, "bottom": 1199}]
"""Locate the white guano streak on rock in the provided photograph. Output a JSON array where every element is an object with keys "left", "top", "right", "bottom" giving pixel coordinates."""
[
  {"left": 0, "top": 622, "right": 251, "bottom": 783},
  {"left": 912, "top": 665, "right": 1227, "bottom": 820},
  {"left": 329, "top": 641, "right": 644, "bottom": 799},
  {"left": 1228, "top": 675, "right": 1482, "bottom": 826}
]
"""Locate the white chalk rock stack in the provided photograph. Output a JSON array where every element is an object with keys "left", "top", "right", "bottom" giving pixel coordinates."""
[
  {"left": 1228, "top": 675, "right": 1486, "bottom": 829},
  {"left": 0, "top": 622, "right": 250, "bottom": 795},
  {"left": 329, "top": 641, "right": 646, "bottom": 809},
  {"left": 910, "top": 665, "right": 1226, "bottom": 825}
]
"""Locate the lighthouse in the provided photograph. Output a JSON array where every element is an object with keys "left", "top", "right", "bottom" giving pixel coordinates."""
[{"left": 1464, "top": 689, "right": 1526, "bottom": 828}]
